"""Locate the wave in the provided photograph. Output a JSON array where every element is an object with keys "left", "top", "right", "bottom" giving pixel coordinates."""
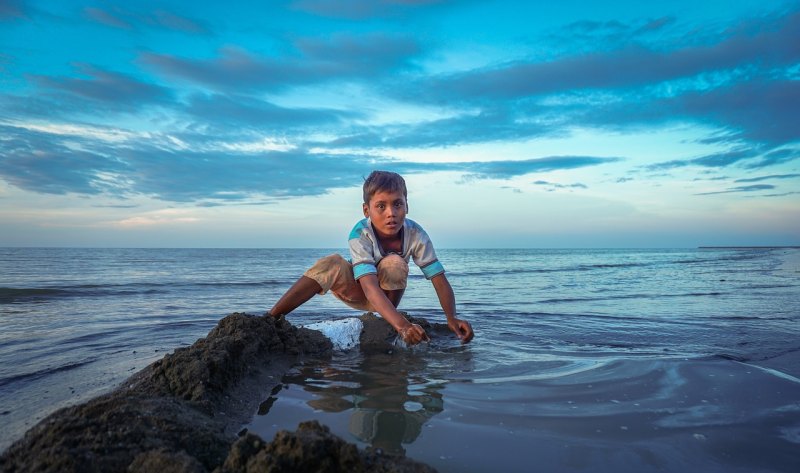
[
  {"left": 0, "top": 287, "right": 69, "bottom": 303},
  {"left": 0, "top": 280, "right": 285, "bottom": 303},
  {"left": 538, "top": 291, "right": 725, "bottom": 304},
  {"left": 0, "top": 358, "right": 97, "bottom": 389},
  {"left": 453, "top": 263, "right": 651, "bottom": 278}
]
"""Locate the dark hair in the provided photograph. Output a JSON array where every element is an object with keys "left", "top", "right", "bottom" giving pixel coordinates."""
[{"left": 363, "top": 170, "right": 407, "bottom": 204}]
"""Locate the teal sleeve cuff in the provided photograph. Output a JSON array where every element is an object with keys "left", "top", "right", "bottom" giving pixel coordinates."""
[
  {"left": 421, "top": 260, "right": 445, "bottom": 279},
  {"left": 353, "top": 262, "right": 377, "bottom": 280}
]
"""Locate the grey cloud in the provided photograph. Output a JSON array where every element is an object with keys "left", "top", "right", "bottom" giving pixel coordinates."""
[
  {"left": 292, "top": 0, "right": 448, "bottom": 19},
  {"left": 84, "top": 6, "right": 211, "bottom": 35},
  {"left": 141, "top": 33, "right": 421, "bottom": 92},
  {"left": 0, "top": 125, "right": 129, "bottom": 196},
  {"left": 734, "top": 173, "right": 800, "bottom": 183},
  {"left": 644, "top": 149, "right": 757, "bottom": 171},
  {"left": 0, "top": 123, "right": 375, "bottom": 202},
  {"left": 395, "top": 156, "right": 622, "bottom": 179},
  {"left": 319, "top": 106, "right": 566, "bottom": 149},
  {"left": 553, "top": 16, "right": 675, "bottom": 49},
  {"left": 84, "top": 7, "right": 132, "bottom": 29},
  {"left": 675, "top": 79, "right": 800, "bottom": 144},
  {"left": 184, "top": 94, "right": 360, "bottom": 129},
  {"left": 0, "top": 123, "right": 620, "bottom": 202},
  {"left": 762, "top": 191, "right": 800, "bottom": 198},
  {"left": 636, "top": 16, "right": 675, "bottom": 34},
  {"left": 124, "top": 149, "right": 370, "bottom": 201},
  {"left": 31, "top": 65, "right": 173, "bottom": 107},
  {"left": 695, "top": 184, "right": 776, "bottom": 195},
  {"left": 1, "top": 0, "right": 28, "bottom": 19},
  {"left": 748, "top": 148, "right": 800, "bottom": 168},
  {"left": 295, "top": 33, "right": 419, "bottom": 71},
  {"left": 425, "top": 10, "right": 799, "bottom": 101},
  {"left": 150, "top": 10, "right": 211, "bottom": 35},
  {"left": 533, "top": 180, "right": 588, "bottom": 192}
]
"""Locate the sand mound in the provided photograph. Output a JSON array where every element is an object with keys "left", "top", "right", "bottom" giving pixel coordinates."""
[{"left": 0, "top": 313, "right": 437, "bottom": 472}]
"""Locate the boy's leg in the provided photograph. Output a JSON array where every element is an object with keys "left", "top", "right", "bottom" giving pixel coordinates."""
[
  {"left": 269, "top": 254, "right": 356, "bottom": 318},
  {"left": 331, "top": 254, "right": 409, "bottom": 310},
  {"left": 268, "top": 254, "right": 410, "bottom": 318},
  {"left": 376, "top": 254, "right": 408, "bottom": 308},
  {"left": 268, "top": 275, "right": 321, "bottom": 319}
]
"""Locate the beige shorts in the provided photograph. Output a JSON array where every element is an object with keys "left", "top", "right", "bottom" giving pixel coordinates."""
[{"left": 303, "top": 253, "right": 408, "bottom": 311}]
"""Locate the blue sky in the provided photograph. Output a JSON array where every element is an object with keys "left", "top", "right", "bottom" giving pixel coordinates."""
[{"left": 1, "top": 0, "right": 798, "bottom": 248}]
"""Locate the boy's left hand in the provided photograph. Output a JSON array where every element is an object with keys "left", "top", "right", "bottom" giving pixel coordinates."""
[{"left": 448, "top": 318, "right": 474, "bottom": 343}]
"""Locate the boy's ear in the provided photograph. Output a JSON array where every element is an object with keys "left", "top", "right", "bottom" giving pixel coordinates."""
[{"left": 362, "top": 202, "right": 369, "bottom": 217}]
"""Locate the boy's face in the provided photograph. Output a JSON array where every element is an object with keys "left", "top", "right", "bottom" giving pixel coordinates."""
[{"left": 363, "top": 190, "right": 407, "bottom": 239}]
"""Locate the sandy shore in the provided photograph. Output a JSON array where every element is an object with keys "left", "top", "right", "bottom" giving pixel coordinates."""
[{"left": 0, "top": 313, "right": 436, "bottom": 472}]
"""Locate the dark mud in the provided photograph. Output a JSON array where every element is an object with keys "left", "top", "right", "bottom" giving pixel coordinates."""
[{"left": 0, "top": 312, "right": 437, "bottom": 472}]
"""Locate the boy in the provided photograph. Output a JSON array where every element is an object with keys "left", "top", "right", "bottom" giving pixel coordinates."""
[{"left": 267, "top": 170, "right": 473, "bottom": 346}]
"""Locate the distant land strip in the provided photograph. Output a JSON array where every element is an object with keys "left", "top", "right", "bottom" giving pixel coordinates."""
[{"left": 698, "top": 246, "right": 800, "bottom": 249}]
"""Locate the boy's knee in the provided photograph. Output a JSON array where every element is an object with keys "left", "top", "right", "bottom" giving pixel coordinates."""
[
  {"left": 315, "top": 254, "right": 350, "bottom": 270},
  {"left": 305, "top": 254, "right": 351, "bottom": 293},
  {"left": 377, "top": 254, "right": 408, "bottom": 291}
]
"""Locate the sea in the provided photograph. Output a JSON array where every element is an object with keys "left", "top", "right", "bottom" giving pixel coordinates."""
[{"left": 1, "top": 247, "right": 799, "bottom": 472}]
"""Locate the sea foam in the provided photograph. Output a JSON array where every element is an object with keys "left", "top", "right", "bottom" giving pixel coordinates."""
[{"left": 303, "top": 318, "right": 363, "bottom": 351}]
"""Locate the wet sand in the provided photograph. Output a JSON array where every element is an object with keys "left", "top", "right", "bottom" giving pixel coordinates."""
[
  {"left": 0, "top": 313, "right": 436, "bottom": 472},
  {"left": 3, "top": 306, "right": 798, "bottom": 472}
]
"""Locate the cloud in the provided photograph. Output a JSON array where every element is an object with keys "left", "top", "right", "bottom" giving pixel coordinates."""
[
  {"left": 316, "top": 106, "right": 568, "bottom": 149},
  {"left": 84, "top": 6, "right": 211, "bottom": 35},
  {"left": 734, "top": 173, "right": 800, "bottom": 183},
  {"left": 0, "top": 123, "right": 620, "bottom": 202},
  {"left": 141, "top": 33, "right": 420, "bottom": 92},
  {"left": 149, "top": 10, "right": 211, "bottom": 35},
  {"left": 533, "top": 180, "right": 588, "bottom": 192},
  {"left": 0, "top": 0, "right": 28, "bottom": 20},
  {"left": 647, "top": 149, "right": 758, "bottom": 171},
  {"left": 394, "top": 156, "right": 622, "bottom": 179},
  {"left": 644, "top": 141, "right": 800, "bottom": 172},
  {"left": 0, "top": 125, "right": 130, "bottom": 196},
  {"left": 377, "top": 8, "right": 800, "bottom": 156},
  {"left": 424, "top": 10, "right": 800, "bottom": 101},
  {"left": 84, "top": 7, "right": 133, "bottom": 29},
  {"left": 116, "top": 209, "right": 200, "bottom": 227},
  {"left": 674, "top": 79, "right": 800, "bottom": 145},
  {"left": 695, "top": 184, "right": 776, "bottom": 195},
  {"left": 291, "top": 0, "right": 448, "bottom": 19},
  {"left": 748, "top": 148, "right": 800, "bottom": 168},
  {"left": 184, "top": 93, "right": 359, "bottom": 130},
  {"left": 548, "top": 16, "right": 676, "bottom": 53},
  {"left": 30, "top": 64, "right": 173, "bottom": 109}
]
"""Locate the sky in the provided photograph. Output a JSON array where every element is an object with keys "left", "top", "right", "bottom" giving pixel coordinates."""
[{"left": 1, "top": 0, "right": 799, "bottom": 248}]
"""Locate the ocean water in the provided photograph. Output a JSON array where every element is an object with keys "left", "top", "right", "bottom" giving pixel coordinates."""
[{"left": 1, "top": 247, "right": 799, "bottom": 472}]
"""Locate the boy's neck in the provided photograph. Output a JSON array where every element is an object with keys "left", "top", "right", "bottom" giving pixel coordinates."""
[{"left": 372, "top": 223, "right": 403, "bottom": 254}]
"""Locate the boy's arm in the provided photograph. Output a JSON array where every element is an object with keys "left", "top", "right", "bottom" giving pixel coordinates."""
[
  {"left": 358, "top": 274, "right": 429, "bottom": 345},
  {"left": 430, "top": 273, "right": 474, "bottom": 343}
]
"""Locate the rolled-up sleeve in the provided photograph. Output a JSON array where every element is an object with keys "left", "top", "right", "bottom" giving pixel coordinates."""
[
  {"left": 410, "top": 225, "right": 445, "bottom": 279},
  {"left": 420, "top": 260, "right": 445, "bottom": 279},
  {"left": 349, "top": 220, "right": 378, "bottom": 280}
]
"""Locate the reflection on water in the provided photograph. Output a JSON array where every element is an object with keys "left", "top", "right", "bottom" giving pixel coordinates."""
[
  {"left": 287, "top": 352, "right": 442, "bottom": 454},
  {"left": 249, "top": 350, "right": 800, "bottom": 473},
  {"left": 252, "top": 338, "right": 472, "bottom": 456}
]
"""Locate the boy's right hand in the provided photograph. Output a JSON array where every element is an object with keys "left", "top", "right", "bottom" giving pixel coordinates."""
[{"left": 399, "top": 323, "right": 429, "bottom": 346}]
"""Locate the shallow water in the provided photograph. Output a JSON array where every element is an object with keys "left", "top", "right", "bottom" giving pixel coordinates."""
[{"left": 2, "top": 247, "right": 799, "bottom": 471}]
